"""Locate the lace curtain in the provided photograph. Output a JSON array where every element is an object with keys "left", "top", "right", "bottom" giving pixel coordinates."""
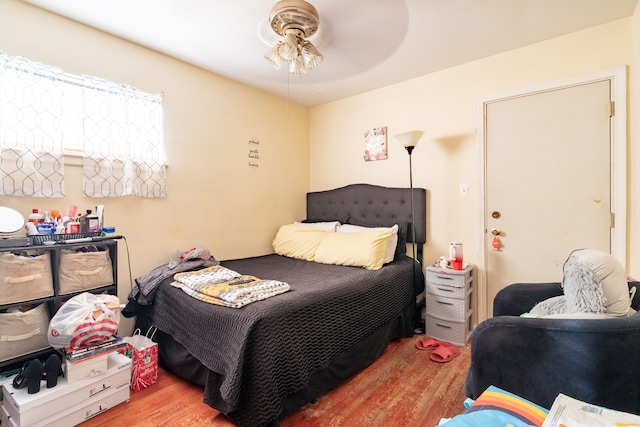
[
  {"left": 0, "top": 52, "right": 65, "bottom": 197},
  {"left": 82, "top": 76, "right": 166, "bottom": 198},
  {"left": 0, "top": 51, "right": 166, "bottom": 198}
]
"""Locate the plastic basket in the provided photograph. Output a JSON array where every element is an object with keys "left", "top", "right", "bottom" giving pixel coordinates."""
[{"left": 31, "top": 232, "right": 101, "bottom": 246}]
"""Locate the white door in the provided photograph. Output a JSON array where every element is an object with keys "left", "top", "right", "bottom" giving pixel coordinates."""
[{"left": 483, "top": 79, "right": 613, "bottom": 317}]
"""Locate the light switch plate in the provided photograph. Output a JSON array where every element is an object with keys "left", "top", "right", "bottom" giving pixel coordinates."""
[{"left": 459, "top": 183, "right": 469, "bottom": 197}]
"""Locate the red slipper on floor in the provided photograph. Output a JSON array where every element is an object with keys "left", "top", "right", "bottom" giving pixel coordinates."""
[
  {"left": 429, "top": 344, "right": 460, "bottom": 362},
  {"left": 415, "top": 337, "right": 453, "bottom": 351}
]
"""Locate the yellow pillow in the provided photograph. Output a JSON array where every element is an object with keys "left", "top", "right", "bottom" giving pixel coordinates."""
[
  {"left": 272, "top": 224, "right": 329, "bottom": 261},
  {"left": 314, "top": 229, "right": 393, "bottom": 270}
]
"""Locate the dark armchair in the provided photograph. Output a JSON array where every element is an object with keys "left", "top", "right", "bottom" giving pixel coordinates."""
[{"left": 465, "top": 281, "right": 640, "bottom": 414}]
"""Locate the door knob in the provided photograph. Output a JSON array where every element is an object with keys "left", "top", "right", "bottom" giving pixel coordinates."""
[{"left": 491, "top": 228, "right": 501, "bottom": 236}]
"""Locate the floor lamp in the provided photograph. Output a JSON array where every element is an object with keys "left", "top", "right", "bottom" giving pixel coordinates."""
[
  {"left": 395, "top": 130, "right": 424, "bottom": 263},
  {"left": 396, "top": 130, "right": 424, "bottom": 332}
]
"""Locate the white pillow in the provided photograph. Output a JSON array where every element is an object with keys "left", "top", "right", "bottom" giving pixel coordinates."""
[
  {"left": 564, "top": 248, "right": 631, "bottom": 317},
  {"left": 336, "top": 224, "right": 398, "bottom": 264},
  {"left": 293, "top": 221, "right": 341, "bottom": 232}
]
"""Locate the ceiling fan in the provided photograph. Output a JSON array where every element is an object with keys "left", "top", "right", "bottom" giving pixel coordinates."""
[{"left": 264, "top": 0, "right": 324, "bottom": 75}]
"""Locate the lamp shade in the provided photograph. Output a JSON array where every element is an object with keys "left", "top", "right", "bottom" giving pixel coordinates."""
[{"left": 395, "top": 131, "right": 424, "bottom": 148}]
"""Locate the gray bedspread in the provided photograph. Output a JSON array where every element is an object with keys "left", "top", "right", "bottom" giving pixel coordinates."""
[{"left": 150, "top": 254, "right": 419, "bottom": 427}]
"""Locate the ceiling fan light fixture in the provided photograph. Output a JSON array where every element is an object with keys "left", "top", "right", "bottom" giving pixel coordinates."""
[
  {"left": 300, "top": 40, "right": 323, "bottom": 70},
  {"left": 290, "top": 55, "right": 306, "bottom": 74},
  {"left": 265, "top": 44, "right": 284, "bottom": 69},
  {"left": 264, "top": 0, "right": 324, "bottom": 75},
  {"left": 280, "top": 31, "right": 301, "bottom": 61}
]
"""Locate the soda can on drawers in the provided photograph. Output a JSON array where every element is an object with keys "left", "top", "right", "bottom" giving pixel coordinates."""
[
  {"left": 58, "top": 249, "right": 114, "bottom": 295},
  {"left": 0, "top": 252, "right": 54, "bottom": 305},
  {"left": 0, "top": 303, "right": 50, "bottom": 362}
]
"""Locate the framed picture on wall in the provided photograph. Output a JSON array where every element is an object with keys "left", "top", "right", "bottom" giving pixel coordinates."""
[{"left": 363, "top": 126, "right": 388, "bottom": 161}]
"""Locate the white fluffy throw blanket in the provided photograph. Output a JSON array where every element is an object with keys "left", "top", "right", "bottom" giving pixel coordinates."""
[{"left": 529, "top": 248, "right": 634, "bottom": 317}]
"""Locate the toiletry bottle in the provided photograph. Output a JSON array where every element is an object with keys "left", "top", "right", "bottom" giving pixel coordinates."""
[
  {"left": 80, "top": 209, "right": 100, "bottom": 233},
  {"left": 28, "top": 209, "right": 43, "bottom": 224}
]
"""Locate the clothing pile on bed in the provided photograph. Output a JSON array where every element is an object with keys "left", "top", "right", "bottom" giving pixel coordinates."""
[
  {"left": 128, "top": 247, "right": 289, "bottom": 309},
  {"left": 127, "top": 246, "right": 220, "bottom": 306},
  {"left": 170, "top": 265, "right": 290, "bottom": 308}
]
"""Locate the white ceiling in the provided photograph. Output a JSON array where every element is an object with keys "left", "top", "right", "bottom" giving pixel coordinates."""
[{"left": 21, "top": 0, "right": 638, "bottom": 107}]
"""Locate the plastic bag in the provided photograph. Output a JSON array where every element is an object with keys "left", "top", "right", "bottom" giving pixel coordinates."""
[{"left": 48, "top": 292, "right": 121, "bottom": 349}]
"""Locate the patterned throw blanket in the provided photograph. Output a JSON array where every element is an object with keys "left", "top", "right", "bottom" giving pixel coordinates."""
[{"left": 170, "top": 265, "right": 290, "bottom": 308}]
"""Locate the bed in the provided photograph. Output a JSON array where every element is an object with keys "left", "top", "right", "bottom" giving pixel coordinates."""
[{"left": 124, "top": 183, "right": 427, "bottom": 427}]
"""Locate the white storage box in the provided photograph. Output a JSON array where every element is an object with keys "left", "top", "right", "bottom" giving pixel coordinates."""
[
  {"left": 2, "top": 352, "right": 131, "bottom": 427},
  {"left": 2, "top": 403, "right": 11, "bottom": 426},
  {"left": 65, "top": 353, "right": 109, "bottom": 384},
  {"left": 1, "top": 383, "right": 129, "bottom": 427},
  {"left": 0, "top": 252, "right": 53, "bottom": 305},
  {"left": 0, "top": 304, "right": 50, "bottom": 362}
]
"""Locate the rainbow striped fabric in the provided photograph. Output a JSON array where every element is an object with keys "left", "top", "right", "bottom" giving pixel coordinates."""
[{"left": 440, "top": 385, "right": 549, "bottom": 427}]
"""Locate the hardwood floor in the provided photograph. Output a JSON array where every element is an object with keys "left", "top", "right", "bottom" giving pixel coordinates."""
[{"left": 78, "top": 336, "right": 471, "bottom": 427}]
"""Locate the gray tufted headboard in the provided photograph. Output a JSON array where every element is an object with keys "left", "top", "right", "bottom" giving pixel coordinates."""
[{"left": 306, "top": 183, "right": 427, "bottom": 249}]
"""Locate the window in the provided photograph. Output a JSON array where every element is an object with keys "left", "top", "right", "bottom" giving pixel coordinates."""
[{"left": 0, "top": 51, "right": 166, "bottom": 198}]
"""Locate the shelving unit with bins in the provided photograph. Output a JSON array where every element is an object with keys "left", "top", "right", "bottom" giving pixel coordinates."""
[
  {"left": 424, "top": 264, "right": 474, "bottom": 346},
  {"left": 0, "top": 239, "right": 118, "bottom": 375}
]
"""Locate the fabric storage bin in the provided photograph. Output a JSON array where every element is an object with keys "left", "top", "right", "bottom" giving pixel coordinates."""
[
  {"left": 0, "top": 252, "right": 54, "bottom": 305},
  {"left": 0, "top": 303, "right": 51, "bottom": 362},
  {"left": 58, "top": 249, "right": 114, "bottom": 295}
]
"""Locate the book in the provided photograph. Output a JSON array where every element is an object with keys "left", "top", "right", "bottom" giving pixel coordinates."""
[
  {"left": 62, "top": 334, "right": 127, "bottom": 363},
  {"left": 542, "top": 393, "right": 640, "bottom": 427}
]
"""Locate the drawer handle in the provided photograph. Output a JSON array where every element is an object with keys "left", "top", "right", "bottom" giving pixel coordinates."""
[
  {"left": 435, "top": 275, "right": 454, "bottom": 281},
  {"left": 437, "top": 300, "right": 454, "bottom": 305},
  {"left": 0, "top": 327, "right": 41, "bottom": 342},
  {"left": 74, "top": 266, "right": 104, "bottom": 276},
  {"left": 5, "top": 273, "right": 42, "bottom": 283},
  {"left": 435, "top": 322, "right": 452, "bottom": 329},
  {"left": 436, "top": 287, "right": 455, "bottom": 292}
]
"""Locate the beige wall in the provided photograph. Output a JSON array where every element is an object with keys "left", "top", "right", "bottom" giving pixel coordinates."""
[
  {"left": 309, "top": 18, "right": 639, "bottom": 282},
  {"left": 0, "top": 0, "right": 310, "bottom": 332}
]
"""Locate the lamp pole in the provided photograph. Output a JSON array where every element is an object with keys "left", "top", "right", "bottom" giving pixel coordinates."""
[{"left": 405, "top": 145, "right": 417, "bottom": 263}]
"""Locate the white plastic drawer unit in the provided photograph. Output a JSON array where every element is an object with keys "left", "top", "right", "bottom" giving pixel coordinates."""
[{"left": 424, "top": 264, "right": 475, "bottom": 346}]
